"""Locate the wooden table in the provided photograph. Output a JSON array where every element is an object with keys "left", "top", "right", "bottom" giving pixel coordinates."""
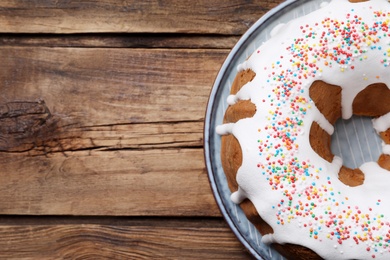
[{"left": 0, "top": 1, "right": 283, "bottom": 258}]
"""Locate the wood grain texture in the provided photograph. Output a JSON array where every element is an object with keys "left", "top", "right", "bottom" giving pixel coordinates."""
[
  {"left": 0, "top": 47, "right": 226, "bottom": 126},
  {"left": 0, "top": 0, "right": 283, "bottom": 34},
  {"left": 0, "top": 47, "right": 227, "bottom": 216},
  {"left": 0, "top": 46, "right": 221, "bottom": 153},
  {"left": 0, "top": 34, "right": 239, "bottom": 49},
  {"left": 0, "top": 218, "right": 252, "bottom": 259},
  {"left": 0, "top": 148, "right": 219, "bottom": 216}
]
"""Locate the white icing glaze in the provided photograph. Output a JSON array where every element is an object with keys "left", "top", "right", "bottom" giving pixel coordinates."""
[
  {"left": 320, "top": 1, "right": 330, "bottom": 9},
  {"left": 216, "top": 123, "right": 234, "bottom": 135},
  {"left": 382, "top": 143, "right": 390, "bottom": 155},
  {"left": 373, "top": 112, "right": 390, "bottom": 133},
  {"left": 271, "top": 23, "right": 286, "bottom": 37},
  {"left": 218, "top": 0, "right": 390, "bottom": 259}
]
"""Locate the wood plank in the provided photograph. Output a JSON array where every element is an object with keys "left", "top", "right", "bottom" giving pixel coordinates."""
[
  {"left": 0, "top": 34, "right": 239, "bottom": 49},
  {"left": 0, "top": 47, "right": 226, "bottom": 126},
  {"left": 0, "top": 0, "right": 283, "bottom": 34},
  {"left": 0, "top": 148, "right": 219, "bottom": 216},
  {"left": 1, "top": 118, "right": 204, "bottom": 154},
  {"left": 0, "top": 47, "right": 225, "bottom": 216},
  {"left": 0, "top": 218, "right": 252, "bottom": 259},
  {"left": 0, "top": 46, "right": 216, "bottom": 153}
]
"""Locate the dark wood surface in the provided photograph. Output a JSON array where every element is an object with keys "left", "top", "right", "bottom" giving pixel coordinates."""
[{"left": 0, "top": 0, "right": 283, "bottom": 258}]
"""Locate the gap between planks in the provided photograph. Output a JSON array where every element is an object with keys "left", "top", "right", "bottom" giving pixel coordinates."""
[
  {"left": 0, "top": 215, "right": 226, "bottom": 226},
  {"left": 0, "top": 33, "right": 239, "bottom": 49}
]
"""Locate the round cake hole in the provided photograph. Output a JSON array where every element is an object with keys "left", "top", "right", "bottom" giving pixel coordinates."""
[{"left": 331, "top": 115, "right": 382, "bottom": 169}]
